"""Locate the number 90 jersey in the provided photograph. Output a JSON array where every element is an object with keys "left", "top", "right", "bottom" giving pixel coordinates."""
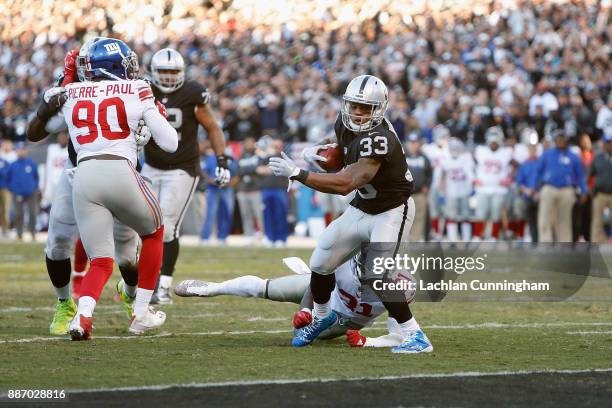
[
  {"left": 334, "top": 115, "right": 413, "bottom": 214},
  {"left": 61, "top": 79, "right": 156, "bottom": 166}
]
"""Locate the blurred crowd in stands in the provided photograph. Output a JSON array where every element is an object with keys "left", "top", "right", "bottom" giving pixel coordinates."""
[{"left": 0, "top": 0, "right": 610, "bottom": 243}]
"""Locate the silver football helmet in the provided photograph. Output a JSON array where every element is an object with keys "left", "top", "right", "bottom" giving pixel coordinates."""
[
  {"left": 486, "top": 126, "right": 504, "bottom": 146},
  {"left": 448, "top": 137, "right": 464, "bottom": 158},
  {"left": 150, "top": 48, "right": 185, "bottom": 93},
  {"left": 432, "top": 125, "right": 450, "bottom": 147},
  {"left": 341, "top": 75, "right": 388, "bottom": 132},
  {"left": 520, "top": 127, "right": 538, "bottom": 145}
]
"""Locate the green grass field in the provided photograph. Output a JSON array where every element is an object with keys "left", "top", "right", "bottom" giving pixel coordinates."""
[{"left": 1, "top": 242, "right": 611, "bottom": 392}]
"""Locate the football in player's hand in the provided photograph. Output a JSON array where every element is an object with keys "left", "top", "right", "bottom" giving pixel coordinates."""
[{"left": 316, "top": 145, "right": 343, "bottom": 172}]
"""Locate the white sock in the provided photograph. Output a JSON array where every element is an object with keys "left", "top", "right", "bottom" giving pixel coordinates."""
[
  {"left": 55, "top": 283, "right": 70, "bottom": 301},
  {"left": 216, "top": 276, "right": 266, "bottom": 297},
  {"left": 77, "top": 296, "right": 96, "bottom": 318},
  {"left": 159, "top": 275, "right": 173, "bottom": 289},
  {"left": 398, "top": 317, "right": 420, "bottom": 338},
  {"left": 447, "top": 222, "right": 458, "bottom": 241},
  {"left": 134, "top": 288, "right": 154, "bottom": 317},
  {"left": 123, "top": 282, "right": 137, "bottom": 298},
  {"left": 461, "top": 222, "right": 472, "bottom": 242},
  {"left": 313, "top": 300, "right": 331, "bottom": 319},
  {"left": 72, "top": 270, "right": 86, "bottom": 277}
]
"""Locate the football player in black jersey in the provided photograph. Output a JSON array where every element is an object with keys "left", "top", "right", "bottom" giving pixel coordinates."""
[
  {"left": 144, "top": 48, "right": 228, "bottom": 304},
  {"left": 269, "top": 75, "right": 433, "bottom": 353}
]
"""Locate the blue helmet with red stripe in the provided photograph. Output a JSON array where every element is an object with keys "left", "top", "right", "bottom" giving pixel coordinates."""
[{"left": 83, "top": 38, "right": 139, "bottom": 81}]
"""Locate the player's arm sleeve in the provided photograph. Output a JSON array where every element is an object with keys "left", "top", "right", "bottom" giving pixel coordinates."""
[{"left": 143, "top": 107, "right": 178, "bottom": 153}]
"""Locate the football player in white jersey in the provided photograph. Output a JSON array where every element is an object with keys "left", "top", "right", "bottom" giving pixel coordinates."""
[
  {"left": 439, "top": 138, "right": 474, "bottom": 242},
  {"left": 473, "top": 127, "right": 513, "bottom": 240},
  {"left": 174, "top": 251, "right": 418, "bottom": 348},
  {"left": 26, "top": 38, "right": 162, "bottom": 336},
  {"left": 32, "top": 38, "right": 177, "bottom": 340},
  {"left": 422, "top": 125, "right": 451, "bottom": 240}
]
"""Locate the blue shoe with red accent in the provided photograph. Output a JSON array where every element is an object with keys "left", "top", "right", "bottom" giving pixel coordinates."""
[{"left": 291, "top": 311, "right": 338, "bottom": 347}]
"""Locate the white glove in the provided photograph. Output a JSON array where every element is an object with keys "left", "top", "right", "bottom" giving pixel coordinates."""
[
  {"left": 135, "top": 119, "right": 152, "bottom": 146},
  {"left": 269, "top": 152, "right": 300, "bottom": 178},
  {"left": 300, "top": 143, "right": 337, "bottom": 171},
  {"left": 215, "top": 167, "right": 231, "bottom": 186},
  {"left": 65, "top": 167, "right": 76, "bottom": 186},
  {"left": 43, "top": 87, "right": 66, "bottom": 103}
]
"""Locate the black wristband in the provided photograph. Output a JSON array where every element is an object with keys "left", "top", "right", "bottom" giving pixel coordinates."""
[
  {"left": 290, "top": 169, "right": 309, "bottom": 184},
  {"left": 216, "top": 154, "right": 230, "bottom": 169}
]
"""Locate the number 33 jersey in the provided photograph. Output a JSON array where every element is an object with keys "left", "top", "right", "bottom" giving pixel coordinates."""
[
  {"left": 334, "top": 115, "right": 413, "bottom": 214},
  {"left": 61, "top": 79, "right": 156, "bottom": 166}
]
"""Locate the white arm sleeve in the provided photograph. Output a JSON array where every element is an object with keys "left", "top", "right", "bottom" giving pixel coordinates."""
[
  {"left": 45, "top": 113, "right": 68, "bottom": 134},
  {"left": 143, "top": 108, "right": 178, "bottom": 153}
]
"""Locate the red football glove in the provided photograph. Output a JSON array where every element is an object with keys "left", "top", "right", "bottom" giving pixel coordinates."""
[
  {"left": 292, "top": 308, "right": 312, "bottom": 329},
  {"left": 156, "top": 100, "right": 168, "bottom": 119},
  {"left": 346, "top": 330, "right": 367, "bottom": 347},
  {"left": 61, "top": 49, "right": 79, "bottom": 86}
]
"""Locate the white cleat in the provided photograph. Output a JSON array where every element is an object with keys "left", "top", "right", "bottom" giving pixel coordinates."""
[
  {"left": 128, "top": 307, "right": 166, "bottom": 335},
  {"left": 174, "top": 280, "right": 217, "bottom": 297}
]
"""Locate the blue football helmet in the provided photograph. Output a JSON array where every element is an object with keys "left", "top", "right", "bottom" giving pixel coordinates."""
[{"left": 83, "top": 38, "right": 139, "bottom": 81}]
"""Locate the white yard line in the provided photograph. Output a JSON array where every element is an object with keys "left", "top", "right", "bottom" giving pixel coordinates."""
[
  {"left": 566, "top": 330, "right": 612, "bottom": 335},
  {"left": 2, "top": 322, "right": 612, "bottom": 344},
  {"left": 57, "top": 368, "right": 612, "bottom": 394}
]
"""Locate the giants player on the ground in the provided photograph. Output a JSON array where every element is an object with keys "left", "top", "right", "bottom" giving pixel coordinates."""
[
  {"left": 269, "top": 75, "right": 432, "bottom": 353},
  {"left": 174, "top": 250, "right": 416, "bottom": 348},
  {"left": 32, "top": 38, "right": 178, "bottom": 340},
  {"left": 142, "top": 48, "right": 227, "bottom": 304},
  {"left": 26, "top": 37, "right": 153, "bottom": 335},
  {"left": 473, "top": 127, "right": 513, "bottom": 240}
]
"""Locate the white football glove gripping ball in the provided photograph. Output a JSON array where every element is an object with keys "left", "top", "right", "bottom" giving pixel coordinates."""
[
  {"left": 300, "top": 143, "right": 337, "bottom": 171},
  {"left": 269, "top": 152, "right": 300, "bottom": 178},
  {"left": 135, "top": 119, "right": 152, "bottom": 146}
]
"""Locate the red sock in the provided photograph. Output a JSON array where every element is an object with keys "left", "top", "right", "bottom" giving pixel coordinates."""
[
  {"left": 472, "top": 221, "right": 484, "bottom": 238},
  {"left": 516, "top": 220, "right": 526, "bottom": 238},
  {"left": 492, "top": 222, "right": 501, "bottom": 239},
  {"left": 79, "top": 257, "right": 114, "bottom": 301},
  {"left": 138, "top": 227, "right": 164, "bottom": 290},
  {"left": 432, "top": 218, "right": 439, "bottom": 234},
  {"left": 74, "top": 237, "right": 88, "bottom": 273}
]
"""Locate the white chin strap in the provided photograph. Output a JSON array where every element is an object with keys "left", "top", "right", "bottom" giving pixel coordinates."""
[{"left": 98, "top": 68, "right": 122, "bottom": 81}]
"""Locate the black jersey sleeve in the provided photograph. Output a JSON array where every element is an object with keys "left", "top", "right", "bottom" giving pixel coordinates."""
[{"left": 185, "top": 81, "right": 211, "bottom": 106}]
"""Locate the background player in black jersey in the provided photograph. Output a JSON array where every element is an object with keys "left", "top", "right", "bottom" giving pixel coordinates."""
[
  {"left": 269, "top": 75, "right": 432, "bottom": 353},
  {"left": 145, "top": 48, "right": 228, "bottom": 304}
]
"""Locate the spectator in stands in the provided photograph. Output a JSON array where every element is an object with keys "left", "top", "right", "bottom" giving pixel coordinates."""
[
  {"left": 235, "top": 136, "right": 265, "bottom": 244},
  {"left": 536, "top": 130, "right": 587, "bottom": 243},
  {"left": 405, "top": 133, "right": 432, "bottom": 241},
  {"left": 6, "top": 142, "right": 38, "bottom": 240},
  {"left": 256, "top": 136, "right": 289, "bottom": 247},
  {"left": 200, "top": 144, "right": 237, "bottom": 244},
  {"left": 516, "top": 138, "right": 541, "bottom": 243},
  {"left": 0, "top": 153, "right": 9, "bottom": 237},
  {"left": 589, "top": 134, "right": 612, "bottom": 243}
]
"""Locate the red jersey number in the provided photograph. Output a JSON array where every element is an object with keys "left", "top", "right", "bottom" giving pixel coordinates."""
[{"left": 73, "top": 97, "right": 130, "bottom": 144}]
